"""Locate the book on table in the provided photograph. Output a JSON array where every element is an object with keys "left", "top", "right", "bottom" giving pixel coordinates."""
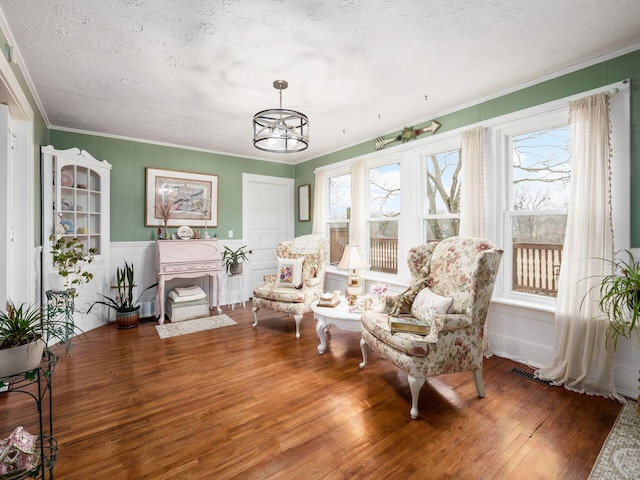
[
  {"left": 388, "top": 315, "right": 429, "bottom": 334},
  {"left": 318, "top": 291, "right": 340, "bottom": 308}
]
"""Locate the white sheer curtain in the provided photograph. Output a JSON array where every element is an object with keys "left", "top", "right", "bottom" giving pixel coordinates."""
[
  {"left": 350, "top": 159, "right": 367, "bottom": 247},
  {"left": 460, "top": 126, "right": 491, "bottom": 355},
  {"left": 459, "top": 126, "right": 485, "bottom": 238},
  {"left": 536, "top": 93, "right": 623, "bottom": 401},
  {"left": 312, "top": 168, "right": 328, "bottom": 236}
]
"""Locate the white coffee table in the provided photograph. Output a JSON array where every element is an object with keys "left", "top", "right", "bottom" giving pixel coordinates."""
[{"left": 311, "top": 296, "right": 361, "bottom": 354}]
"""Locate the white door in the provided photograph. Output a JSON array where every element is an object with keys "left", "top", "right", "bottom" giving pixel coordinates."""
[
  {"left": 0, "top": 105, "right": 31, "bottom": 306},
  {"left": 242, "top": 174, "right": 294, "bottom": 297},
  {"left": 0, "top": 105, "right": 9, "bottom": 307}
]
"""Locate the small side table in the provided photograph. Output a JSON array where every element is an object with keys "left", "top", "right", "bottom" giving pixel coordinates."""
[
  {"left": 311, "top": 296, "right": 361, "bottom": 354},
  {"left": 227, "top": 274, "right": 245, "bottom": 310},
  {"left": 46, "top": 288, "right": 76, "bottom": 351}
]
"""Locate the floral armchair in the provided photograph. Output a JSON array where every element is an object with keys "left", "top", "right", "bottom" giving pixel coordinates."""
[
  {"left": 359, "top": 236, "right": 503, "bottom": 419},
  {"left": 252, "top": 236, "right": 328, "bottom": 338}
]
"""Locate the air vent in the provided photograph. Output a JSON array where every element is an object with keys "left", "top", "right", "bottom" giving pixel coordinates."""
[{"left": 510, "top": 367, "right": 552, "bottom": 386}]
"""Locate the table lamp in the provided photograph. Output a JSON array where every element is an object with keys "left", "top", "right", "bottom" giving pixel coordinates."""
[{"left": 337, "top": 244, "right": 370, "bottom": 306}]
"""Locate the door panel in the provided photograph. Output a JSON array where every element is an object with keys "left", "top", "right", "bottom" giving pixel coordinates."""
[{"left": 242, "top": 174, "right": 294, "bottom": 296}]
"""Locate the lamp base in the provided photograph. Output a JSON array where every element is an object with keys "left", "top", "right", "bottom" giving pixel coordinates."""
[{"left": 346, "top": 285, "right": 362, "bottom": 307}]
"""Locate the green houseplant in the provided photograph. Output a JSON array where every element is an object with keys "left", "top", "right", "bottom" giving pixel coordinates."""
[
  {"left": 49, "top": 234, "right": 96, "bottom": 290},
  {"left": 222, "top": 245, "right": 249, "bottom": 275},
  {"left": 0, "top": 301, "right": 81, "bottom": 377},
  {"left": 597, "top": 250, "right": 640, "bottom": 349},
  {"left": 87, "top": 261, "right": 157, "bottom": 329}
]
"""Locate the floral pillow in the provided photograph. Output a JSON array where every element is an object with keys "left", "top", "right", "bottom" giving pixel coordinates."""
[
  {"left": 410, "top": 287, "right": 453, "bottom": 323},
  {"left": 275, "top": 256, "right": 305, "bottom": 288}
]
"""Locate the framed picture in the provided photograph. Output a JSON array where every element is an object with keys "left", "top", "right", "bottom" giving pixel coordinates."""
[
  {"left": 298, "top": 184, "right": 311, "bottom": 222},
  {"left": 145, "top": 167, "right": 219, "bottom": 228}
]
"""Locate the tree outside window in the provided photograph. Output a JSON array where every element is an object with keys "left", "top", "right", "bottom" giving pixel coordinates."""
[
  {"left": 328, "top": 174, "right": 351, "bottom": 265},
  {"left": 424, "top": 148, "right": 461, "bottom": 241}
]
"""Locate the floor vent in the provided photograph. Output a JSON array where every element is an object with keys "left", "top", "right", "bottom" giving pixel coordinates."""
[{"left": 509, "top": 367, "right": 552, "bottom": 386}]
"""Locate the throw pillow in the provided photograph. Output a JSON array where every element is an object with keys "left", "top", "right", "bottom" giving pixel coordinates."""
[
  {"left": 410, "top": 287, "right": 453, "bottom": 323},
  {"left": 275, "top": 256, "right": 305, "bottom": 288}
]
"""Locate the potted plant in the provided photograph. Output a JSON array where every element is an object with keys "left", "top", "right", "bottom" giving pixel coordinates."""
[
  {"left": 49, "top": 234, "right": 96, "bottom": 290},
  {"left": 87, "top": 261, "right": 157, "bottom": 329},
  {"left": 594, "top": 250, "right": 640, "bottom": 411},
  {"left": 0, "top": 301, "right": 80, "bottom": 377},
  {"left": 222, "top": 245, "right": 249, "bottom": 275},
  {"left": 597, "top": 250, "right": 640, "bottom": 349}
]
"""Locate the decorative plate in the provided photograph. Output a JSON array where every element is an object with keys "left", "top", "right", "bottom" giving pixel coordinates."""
[
  {"left": 60, "top": 170, "right": 73, "bottom": 187},
  {"left": 177, "top": 225, "right": 193, "bottom": 239}
]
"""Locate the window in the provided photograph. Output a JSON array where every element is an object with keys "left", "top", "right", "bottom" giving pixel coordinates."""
[
  {"left": 328, "top": 173, "right": 351, "bottom": 266},
  {"left": 368, "top": 162, "right": 400, "bottom": 274},
  {"left": 423, "top": 147, "right": 461, "bottom": 242},
  {"left": 504, "top": 116, "right": 570, "bottom": 299}
]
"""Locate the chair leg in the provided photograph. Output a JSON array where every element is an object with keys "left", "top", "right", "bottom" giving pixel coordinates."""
[
  {"left": 359, "top": 337, "right": 368, "bottom": 368},
  {"left": 252, "top": 306, "right": 259, "bottom": 328},
  {"left": 407, "top": 374, "right": 426, "bottom": 420},
  {"left": 473, "top": 369, "right": 486, "bottom": 397},
  {"left": 293, "top": 314, "right": 302, "bottom": 339}
]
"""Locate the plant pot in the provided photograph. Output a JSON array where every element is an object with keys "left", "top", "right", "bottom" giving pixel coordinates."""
[
  {"left": 229, "top": 262, "right": 243, "bottom": 275},
  {"left": 0, "top": 339, "right": 45, "bottom": 378},
  {"left": 116, "top": 310, "right": 140, "bottom": 329}
]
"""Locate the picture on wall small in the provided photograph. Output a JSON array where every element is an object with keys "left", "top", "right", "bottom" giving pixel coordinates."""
[
  {"left": 298, "top": 184, "right": 310, "bottom": 222},
  {"left": 145, "top": 167, "right": 219, "bottom": 228}
]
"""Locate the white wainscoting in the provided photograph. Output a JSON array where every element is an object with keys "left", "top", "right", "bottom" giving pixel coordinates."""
[
  {"left": 325, "top": 270, "right": 640, "bottom": 399},
  {"left": 110, "top": 240, "right": 249, "bottom": 319}
]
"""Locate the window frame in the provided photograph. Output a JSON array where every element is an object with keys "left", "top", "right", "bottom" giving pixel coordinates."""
[
  {"left": 366, "top": 158, "right": 402, "bottom": 276},
  {"left": 494, "top": 107, "right": 569, "bottom": 306},
  {"left": 315, "top": 81, "right": 629, "bottom": 313}
]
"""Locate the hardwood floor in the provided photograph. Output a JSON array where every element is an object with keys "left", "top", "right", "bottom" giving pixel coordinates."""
[{"left": 3, "top": 303, "right": 622, "bottom": 479}]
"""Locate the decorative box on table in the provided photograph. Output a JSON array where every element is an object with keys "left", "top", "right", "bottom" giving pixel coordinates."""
[{"left": 166, "top": 297, "right": 209, "bottom": 322}]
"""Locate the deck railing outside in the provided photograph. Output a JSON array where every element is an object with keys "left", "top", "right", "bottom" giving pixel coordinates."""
[
  {"left": 369, "top": 237, "right": 398, "bottom": 273},
  {"left": 331, "top": 231, "right": 562, "bottom": 296},
  {"left": 512, "top": 242, "right": 562, "bottom": 296}
]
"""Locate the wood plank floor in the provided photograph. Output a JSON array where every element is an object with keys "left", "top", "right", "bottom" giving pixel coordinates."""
[{"left": 3, "top": 302, "right": 622, "bottom": 480}]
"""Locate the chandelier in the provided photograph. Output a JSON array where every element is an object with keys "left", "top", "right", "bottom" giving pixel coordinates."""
[{"left": 253, "top": 80, "right": 309, "bottom": 153}]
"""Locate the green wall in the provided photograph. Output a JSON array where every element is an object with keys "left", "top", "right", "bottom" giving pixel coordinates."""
[
  {"left": 48, "top": 131, "right": 294, "bottom": 241},
  {"left": 45, "top": 49, "right": 640, "bottom": 245},
  {"left": 294, "top": 49, "right": 640, "bottom": 245}
]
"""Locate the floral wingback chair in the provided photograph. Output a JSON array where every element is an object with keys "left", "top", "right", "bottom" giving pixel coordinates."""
[
  {"left": 252, "top": 235, "right": 328, "bottom": 338},
  {"left": 360, "top": 236, "right": 503, "bottom": 419}
]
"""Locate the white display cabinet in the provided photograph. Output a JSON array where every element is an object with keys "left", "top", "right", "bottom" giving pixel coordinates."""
[{"left": 41, "top": 146, "right": 112, "bottom": 332}]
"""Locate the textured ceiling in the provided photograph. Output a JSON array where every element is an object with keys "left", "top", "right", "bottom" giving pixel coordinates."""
[{"left": 1, "top": 0, "right": 639, "bottom": 164}]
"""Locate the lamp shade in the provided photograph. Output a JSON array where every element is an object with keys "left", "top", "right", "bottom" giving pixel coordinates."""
[{"left": 337, "top": 244, "right": 370, "bottom": 270}]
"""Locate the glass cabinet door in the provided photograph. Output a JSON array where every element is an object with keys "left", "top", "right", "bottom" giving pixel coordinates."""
[{"left": 55, "top": 162, "right": 104, "bottom": 256}]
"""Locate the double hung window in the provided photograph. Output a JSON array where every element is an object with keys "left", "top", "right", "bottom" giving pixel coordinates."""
[
  {"left": 501, "top": 110, "right": 570, "bottom": 299},
  {"left": 327, "top": 173, "right": 351, "bottom": 266}
]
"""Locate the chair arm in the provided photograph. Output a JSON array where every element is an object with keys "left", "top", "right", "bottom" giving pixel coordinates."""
[
  {"left": 439, "top": 314, "right": 472, "bottom": 332},
  {"left": 262, "top": 274, "right": 277, "bottom": 285}
]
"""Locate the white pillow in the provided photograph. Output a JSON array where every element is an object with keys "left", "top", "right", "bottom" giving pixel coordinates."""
[
  {"left": 411, "top": 287, "right": 453, "bottom": 323},
  {"left": 275, "top": 256, "right": 305, "bottom": 288}
]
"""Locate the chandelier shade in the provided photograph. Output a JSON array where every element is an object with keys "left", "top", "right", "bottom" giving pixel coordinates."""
[{"left": 253, "top": 80, "right": 309, "bottom": 153}]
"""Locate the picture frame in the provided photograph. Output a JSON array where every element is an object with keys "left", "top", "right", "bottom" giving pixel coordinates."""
[
  {"left": 298, "top": 184, "right": 311, "bottom": 222},
  {"left": 145, "top": 167, "right": 219, "bottom": 228}
]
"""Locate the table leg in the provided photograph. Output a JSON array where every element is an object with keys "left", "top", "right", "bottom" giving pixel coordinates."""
[
  {"left": 157, "top": 278, "right": 166, "bottom": 324},
  {"left": 215, "top": 272, "right": 222, "bottom": 314},
  {"left": 316, "top": 315, "right": 327, "bottom": 354}
]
